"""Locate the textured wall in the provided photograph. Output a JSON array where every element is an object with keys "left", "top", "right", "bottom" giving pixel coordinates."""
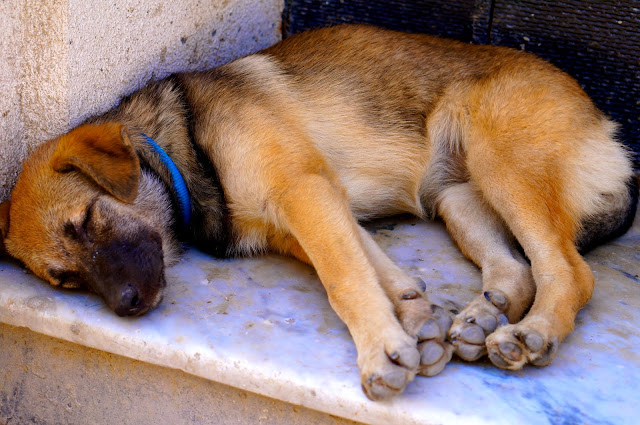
[{"left": 0, "top": 0, "right": 284, "bottom": 201}]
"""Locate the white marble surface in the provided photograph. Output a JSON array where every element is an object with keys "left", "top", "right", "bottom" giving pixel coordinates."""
[{"left": 1, "top": 210, "right": 639, "bottom": 425}]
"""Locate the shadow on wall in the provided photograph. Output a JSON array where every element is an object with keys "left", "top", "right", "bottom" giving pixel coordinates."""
[{"left": 0, "top": 0, "right": 283, "bottom": 202}]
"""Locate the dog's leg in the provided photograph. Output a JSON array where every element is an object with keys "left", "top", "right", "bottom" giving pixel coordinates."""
[
  {"left": 275, "top": 174, "right": 420, "bottom": 400},
  {"left": 356, "top": 227, "right": 454, "bottom": 376},
  {"left": 464, "top": 166, "right": 594, "bottom": 369},
  {"left": 481, "top": 212, "right": 593, "bottom": 369},
  {"left": 437, "top": 183, "right": 536, "bottom": 361}
]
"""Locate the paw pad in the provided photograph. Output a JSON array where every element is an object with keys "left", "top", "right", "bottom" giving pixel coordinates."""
[
  {"left": 387, "top": 345, "right": 420, "bottom": 370},
  {"left": 499, "top": 341, "right": 522, "bottom": 361},
  {"left": 517, "top": 330, "right": 544, "bottom": 352},
  {"left": 449, "top": 291, "right": 510, "bottom": 362},
  {"left": 415, "top": 304, "right": 454, "bottom": 377},
  {"left": 486, "top": 324, "right": 560, "bottom": 369},
  {"left": 457, "top": 324, "right": 485, "bottom": 344},
  {"left": 417, "top": 319, "right": 440, "bottom": 340},
  {"left": 419, "top": 340, "right": 445, "bottom": 365}
]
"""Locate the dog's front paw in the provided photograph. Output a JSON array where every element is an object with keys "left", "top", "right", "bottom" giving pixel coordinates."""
[
  {"left": 485, "top": 318, "right": 559, "bottom": 370},
  {"left": 448, "top": 290, "right": 509, "bottom": 361},
  {"left": 359, "top": 334, "right": 420, "bottom": 400},
  {"left": 391, "top": 282, "right": 454, "bottom": 377},
  {"left": 416, "top": 304, "right": 454, "bottom": 376}
]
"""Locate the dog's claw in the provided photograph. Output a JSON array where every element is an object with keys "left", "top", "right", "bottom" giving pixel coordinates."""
[
  {"left": 401, "top": 290, "right": 419, "bottom": 300},
  {"left": 484, "top": 290, "right": 508, "bottom": 311},
  {"left": 387, "top": 345, "right": 420, "bottom": 370}
]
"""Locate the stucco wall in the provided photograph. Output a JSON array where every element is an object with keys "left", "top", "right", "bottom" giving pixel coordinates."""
[{"left": 0, "top": 0, "right": 284, "bottom": 201}]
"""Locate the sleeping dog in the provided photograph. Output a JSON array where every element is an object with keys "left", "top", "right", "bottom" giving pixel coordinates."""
[{"left": 1, "top": 25, "right": 636, "bottom": 400}]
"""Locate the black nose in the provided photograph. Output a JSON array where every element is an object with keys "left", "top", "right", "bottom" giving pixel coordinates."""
[{"left": 114, "top": 284, "right": 143, "bottom": 317}]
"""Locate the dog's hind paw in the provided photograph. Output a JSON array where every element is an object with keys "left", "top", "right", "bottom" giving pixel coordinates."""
[
  {"left": 485, "top": 319, "right": 559, "bottom": 370},
  {"left": 448, "top": 290, "right": 509, "bottom": 361}
]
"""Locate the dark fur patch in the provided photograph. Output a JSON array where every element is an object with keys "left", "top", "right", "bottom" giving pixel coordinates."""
[
  {"left": 576, "top": 175, "right": 639, "bottom": 253},
  {"left": 96, "top": 77, "right": 231, "bottom": 257},
  {"left": 167, "top": 74, "right": 231, "bottom": 257}
]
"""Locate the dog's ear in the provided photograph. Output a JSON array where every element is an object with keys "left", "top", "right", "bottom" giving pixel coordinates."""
[
  {"left": 50, "top": 123, "right": 140, "bottom": 203},
  {"left": 0, "top": 201, "right": 10, "bottom": 256}
]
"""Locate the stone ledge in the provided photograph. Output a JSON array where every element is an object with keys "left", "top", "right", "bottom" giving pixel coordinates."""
[
  {"left": 0, "top": 321, "right": 361, "bottom": 425},
  {"left": 1, "top": 214, "right": 638, "bottom": 425}
]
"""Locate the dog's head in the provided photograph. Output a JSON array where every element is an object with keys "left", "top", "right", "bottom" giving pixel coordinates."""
[{"left": 0, "top": 122, "right": 172, "bottom": 316}]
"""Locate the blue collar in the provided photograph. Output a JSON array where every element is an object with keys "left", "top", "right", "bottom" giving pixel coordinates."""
[{"left": 141, "top": 133, "right": 191, "bottom": 227}]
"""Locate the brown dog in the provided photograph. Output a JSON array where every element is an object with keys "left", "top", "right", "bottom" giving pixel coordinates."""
[{"left": 0, "top": 25, "right": 637, "bottom": 400}]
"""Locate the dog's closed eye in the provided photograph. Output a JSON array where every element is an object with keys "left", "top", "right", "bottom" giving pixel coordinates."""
[
  {"left": 46, "top": 268, "right": 85, "bottom": 288},
  {"left": 63, "top": 200, "right": 96, "bottom": 242}
]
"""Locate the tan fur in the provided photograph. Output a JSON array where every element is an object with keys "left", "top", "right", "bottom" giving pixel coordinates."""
[
  {"left": 0, "top": 25, "right": 636, "bottom": 399},
  {"left": 51, "top": 123, "right": 140, "bottom": 202}
]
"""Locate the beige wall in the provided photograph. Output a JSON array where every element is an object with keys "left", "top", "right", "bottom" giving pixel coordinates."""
[{"left": 0, "top": 0, "right": 284, "bottom": 201}]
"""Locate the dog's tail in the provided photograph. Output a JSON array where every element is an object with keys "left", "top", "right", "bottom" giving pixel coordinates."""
[{"left": 575, "top": 174, "right": 638, "bottom": 253}]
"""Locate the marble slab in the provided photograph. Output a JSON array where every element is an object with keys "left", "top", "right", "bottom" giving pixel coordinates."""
[{"left": 1, "top": 208, "right": 639, "bottom": 425}]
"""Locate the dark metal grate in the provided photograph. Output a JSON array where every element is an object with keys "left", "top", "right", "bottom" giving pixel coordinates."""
[{"left": 283, "top": 0, "right": 492, "bottom": 42}]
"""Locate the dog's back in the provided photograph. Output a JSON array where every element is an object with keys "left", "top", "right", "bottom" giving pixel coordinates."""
[{"left": 259, "top": 25, "right": 637, "bottom": 242}]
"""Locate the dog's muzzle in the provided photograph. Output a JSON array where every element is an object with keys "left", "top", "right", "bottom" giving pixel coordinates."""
[{"left": 88, "top": 230, "right": 166, "bottom": 317}]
